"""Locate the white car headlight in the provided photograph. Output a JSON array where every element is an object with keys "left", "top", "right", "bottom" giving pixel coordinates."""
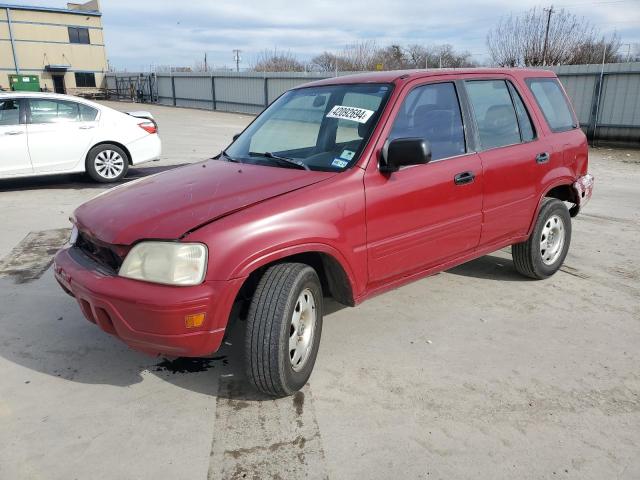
[
  {"left": 69, "top": 225, "right": 79, "bottom": 245},
  {"left": 119, "top": 242, "right": 208, "bottom": 286}
]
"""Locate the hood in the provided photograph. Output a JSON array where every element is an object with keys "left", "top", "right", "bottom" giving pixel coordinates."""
[{"left": 74, "top": 160, "right": 337, "bottom": 245}]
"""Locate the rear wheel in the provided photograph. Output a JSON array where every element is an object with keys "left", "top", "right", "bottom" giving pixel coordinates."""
[
  {"left": 86, "top": 144, "right": 129, "bottom": 183},
  {"left": 245, "top": 263, "right": 323, "bottom": 397},
  {"left": 512, "top": 198, "right": 571, "bottom": 279}
]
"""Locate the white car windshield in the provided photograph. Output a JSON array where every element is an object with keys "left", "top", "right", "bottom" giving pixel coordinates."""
[{"left": 224, "top": 83, "right": 392, "bottom": 172}]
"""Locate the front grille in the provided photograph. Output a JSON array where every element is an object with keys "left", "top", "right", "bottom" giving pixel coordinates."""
[{"left": 76, "top": 232, "right": 124, "bottom": 272}]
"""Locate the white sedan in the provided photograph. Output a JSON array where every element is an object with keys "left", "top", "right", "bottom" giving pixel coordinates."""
[{"left": 0, "top": 92, "right": 161, "bottom": 183}]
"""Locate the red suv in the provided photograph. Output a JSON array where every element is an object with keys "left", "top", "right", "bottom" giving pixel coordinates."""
[{"left": 54, "top": 69, "right": 594, "bottom": 396}]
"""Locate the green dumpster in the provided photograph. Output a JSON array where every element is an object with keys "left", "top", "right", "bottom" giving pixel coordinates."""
[{"left": 9, "top": 74, "right": 41, "bottom": 92}]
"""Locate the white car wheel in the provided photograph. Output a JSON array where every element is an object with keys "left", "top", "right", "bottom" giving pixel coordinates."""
[{"left": 86, "top": 144, "right": 129, "bottom": 183}]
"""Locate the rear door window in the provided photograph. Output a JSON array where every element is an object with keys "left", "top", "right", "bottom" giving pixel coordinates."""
[
  {"left": 389, "top": 82, "right": 466, "bottom": 161},
  {"left": 465, "top": 80, "right": 521, "bottom": 150},
  {"left": 28, "top": 99, "right": 80, "bottom": 124},
  {"left": 526, "top": 78, "right": 576, "bottom": 132},
  {"left": 507, "top": 82, "right": 535, "bottom": 142},
  {"left": 0, "top": 99, "right": 20, "bottom": 126}
]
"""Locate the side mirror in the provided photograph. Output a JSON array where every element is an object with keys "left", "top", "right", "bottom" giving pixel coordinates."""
[
  {"left": 232, "top": 133, "right": 241, "bottom": 141},
  {"left": 380, "top": 138, "right": 431, "bottom": 174}
]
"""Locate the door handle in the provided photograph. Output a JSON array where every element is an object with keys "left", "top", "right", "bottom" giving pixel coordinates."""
[
  {"left": 536, "top": 152, "right": 550, "bottom": 164},
  {"left": 4, "top": 130, "right": 24, "bottom": 136},
  {"left": 78, "top": 125, "right": 95, "bottom": 130},
  {"left": 454, "top": 171, "right": 475, "bottom": 185}
]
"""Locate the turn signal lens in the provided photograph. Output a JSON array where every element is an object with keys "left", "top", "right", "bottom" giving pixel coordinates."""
[{"left": 185, "top": 313, "right": 206, "bottom": 329}]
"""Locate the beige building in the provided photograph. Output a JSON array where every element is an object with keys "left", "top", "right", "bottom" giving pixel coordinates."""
[{"left": 0, "top": 0, "right": 107, "bottom": 94}]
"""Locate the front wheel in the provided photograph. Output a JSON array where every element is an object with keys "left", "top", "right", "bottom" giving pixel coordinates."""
[
  {"left": 245, "top": 263, "right": 323, "bottom": 397},
  {"left": 512, "top": 198, "right": 572, "bottom": 279}
]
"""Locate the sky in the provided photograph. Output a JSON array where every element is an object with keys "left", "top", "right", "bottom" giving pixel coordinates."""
[{"left": 10, "top": 0, "right": 640, "bottom": 70}]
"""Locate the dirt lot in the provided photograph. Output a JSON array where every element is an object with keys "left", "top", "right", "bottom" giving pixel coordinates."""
[{"left": 0, "top": 102, "right": 638, "bottom": 480}]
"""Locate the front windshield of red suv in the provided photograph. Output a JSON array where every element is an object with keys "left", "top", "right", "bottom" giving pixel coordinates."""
[{"left": 224, "top": 83, "right": 392, "bottom": 172}]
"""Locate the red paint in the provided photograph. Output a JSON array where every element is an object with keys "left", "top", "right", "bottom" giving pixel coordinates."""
[
  {"left": 54, "top": 68, "right": 592, "bottom": 357},
  {"left": 74, "top": 160, "right": 336, "bottom": 244}
]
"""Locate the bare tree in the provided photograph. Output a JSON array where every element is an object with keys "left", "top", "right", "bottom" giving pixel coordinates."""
[
  {"left": 404, "top": 44, "right": 477, "bottom": 69},
  {"left": 340, "top": 40, "right": 378, "bottom": 71},
  {"left": 405, "top": 44, "right": 430, "bottom": 68},
  {"left": 434, "top": 44, "right": 477, "bottom": 68},
  {"left": 569, "top": 35, "right": 622, "bottom": 64},
  {"left": 252, "top": 49, "right": 304, "bottom": 72},
  {"left": 311, "top": 42, "right": 477, "bottom": 73},
  {"left": 488, "top": 7, "right": 623, "bottom": 66},
  {"left": 373, "top": 44, "right": 407, "bottom": 70},
  {"left": 252, "top": 41, "right": 478, "bottom": 73},
  {"left": 311, "top": 51, "right": 339, "bottom": 72}
]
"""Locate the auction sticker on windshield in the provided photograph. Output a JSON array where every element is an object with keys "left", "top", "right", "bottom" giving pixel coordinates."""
[{"left": 326, "top": 105, "right": 374, "bottom": 124}]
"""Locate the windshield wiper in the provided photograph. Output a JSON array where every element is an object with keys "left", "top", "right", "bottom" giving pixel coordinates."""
[{"left": 250, "top": 152, "right": 310, "bottom": 171}]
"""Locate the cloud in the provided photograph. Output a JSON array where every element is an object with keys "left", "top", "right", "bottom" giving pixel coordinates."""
[{"left": 8, "top": 0, "right": 640, "bottom": 69}]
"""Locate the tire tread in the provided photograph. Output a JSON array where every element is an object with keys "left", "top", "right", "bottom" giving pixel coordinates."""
[
  {"left": 512, "top": 198, "right": 570, "bottom": 280},
  {"left": 245, "top": 262, "right": 316, "bottom": 396}
]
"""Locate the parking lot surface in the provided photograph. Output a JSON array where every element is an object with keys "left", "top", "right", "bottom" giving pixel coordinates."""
[{"left": 1, "top": 102, "right": 639, "bottom": 479}]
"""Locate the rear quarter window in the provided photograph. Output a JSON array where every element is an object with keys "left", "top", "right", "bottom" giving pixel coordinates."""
[
  {"left": 526, "top": 78, "right": 577, "bottom": 133},
  {"left": 79, "top": 103, "right": 99, "bottom": 121}
]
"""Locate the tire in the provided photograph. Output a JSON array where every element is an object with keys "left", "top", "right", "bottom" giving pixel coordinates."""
[
  {"left": 512, "top": 198, "right": 572, "bottom": 279},
  {"left": 245, "top": 263, "right": 323, "bottom": 397},
  {"left": 86, "top": 144, "right": 129, "bottom": 183}
]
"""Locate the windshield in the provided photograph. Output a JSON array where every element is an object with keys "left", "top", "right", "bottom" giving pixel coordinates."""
[{"left": 224, "top": 83, "right": 392, "bottom": 171}]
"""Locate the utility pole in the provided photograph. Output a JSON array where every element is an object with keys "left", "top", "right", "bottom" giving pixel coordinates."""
[
  {"left": 542, "top": 5, "right": 554, "bottom": 66},
  {"left": 204, "top": 52, "right": 208, "bottom": 72},
  {"left": 593, "top": 43, "right": 608, "bottom": 145},
  {"left": 232, "top": 49, "right": 241, "bottom": 72}
]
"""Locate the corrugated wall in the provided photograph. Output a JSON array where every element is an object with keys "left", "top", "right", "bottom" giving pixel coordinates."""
[
  {"left": 107, "top": 63, "right": 640, "bottom": 145},
  {"left": 550, "top": 63, "right": 640, "bottom": 144}
]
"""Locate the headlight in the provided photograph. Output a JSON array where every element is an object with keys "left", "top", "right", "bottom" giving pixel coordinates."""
[
  {"left": 69, "top": 225, "right": 79, "bottom": 245},
  {"left": 119, "top": 242, "right": 208, "bottom": 286}
]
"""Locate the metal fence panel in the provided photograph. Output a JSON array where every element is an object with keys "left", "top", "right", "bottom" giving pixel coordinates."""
[
  {"left": 215, "top": 76, "right": 266, "bottom": 114},
  {"left": 174, "top": 75, "right": 213, "bottom": 110},
  {"left": 266, "top": 77, "right": 315, "bottom": 103},
  {"left": 107, "top": 63, "right": 640, "bottom": 145},
  {"left": 598, "top": 73, "right": 640, "bottom": 126},
  {"left": 555, "top": 74, "right": 596, "bottom": 125},
  {"left": 156, "top": 75, "right": 173, "bottom": 105}
]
